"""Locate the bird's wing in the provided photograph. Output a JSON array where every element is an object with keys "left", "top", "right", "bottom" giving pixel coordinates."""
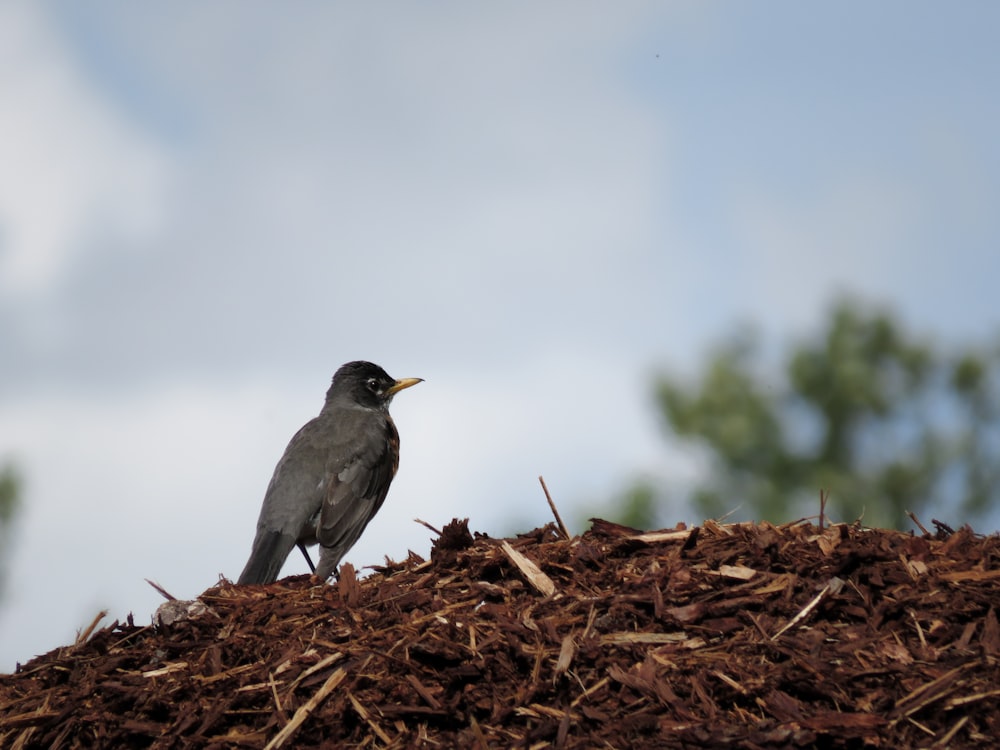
[
  {"left": 256, "top": 419, "right": 330, "bottom": 536},
  {"left": 237, "top": 419, "right": 329, "bottom": 584},
  {"left": 315, "top": 418, "right": 398, "bottom": 570}
]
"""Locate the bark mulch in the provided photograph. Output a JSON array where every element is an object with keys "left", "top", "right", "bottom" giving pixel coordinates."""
[{"left": 1, "top": 517, "right": 999, "bottom": 748}]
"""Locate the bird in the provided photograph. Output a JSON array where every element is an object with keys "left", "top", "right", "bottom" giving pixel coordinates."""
[{"left": 237, "top": 361, "right": 422, "bottom": 584}]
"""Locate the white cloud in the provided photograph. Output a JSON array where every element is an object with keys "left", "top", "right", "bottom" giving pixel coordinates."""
[{"left": 0, "top": 4, "right": 171, "bottom": 300}]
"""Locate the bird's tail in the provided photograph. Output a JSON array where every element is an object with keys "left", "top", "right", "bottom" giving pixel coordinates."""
[{"left": 237, "top": 530, "right": 297, "bottom": 584}]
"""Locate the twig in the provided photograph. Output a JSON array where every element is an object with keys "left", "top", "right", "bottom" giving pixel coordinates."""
[
  {"left": 264, "top": 667, "right": 347, "bottom": 749},
  {"left": 910, "top": 610, "right": 927, "bottom": 649},
  {"left": 538, "top": 476, "right": 570, "bottom": 540},
  {"left": 414, "top": 518, "right": 442, "bottom": 536},
  {"left": 891, "top": 663, "right": 972, "bottom": 721},
  {"left": 142, "top": 662, "right": 188, "bottom": 678},
  {"left": 818, "top": 488, "right": 827, "bottom": 531},
  {"left": 712, "top": 670, "right": 748, "bottom": 696},
  {"left": 348, "top": 693, "right": 392, "bottom": 744},
  {"left": 906, "top": 510, "right": 931, "bottom": 536},
  {"left": 406, "top": 674, "right": 442, "bottom": 709},
  {"left": 748, "top": 613, "right": 771, "bottom": 641},
  {"left": 269, "top": 671, "right": 287, "bottom": 723},
  {"left": 145, "top": 579, "right": 177, "bottom": 601},
  {"left": 715, "top": 505, "right": 742, "bottom": 523},
  {"left": 771, "top": 577, "right": 844, "bottom": 640},
  {"left": 570, "top": 676, "right": 610, "bottom": 708},
  {"left": 932, "top": 518, "right": 956, "bottom": 535},
  {"left": 945, "top": 687, "right": 1000, "bottom": 709},
  {"left": 75, "top": 610, "right": 108, "bottom": 645},
  {"left": 933, "top": 715, "right": 969, "bottom": 747},
  {"left": 287, "top": 652, "right": 344, "bottom": 692}
]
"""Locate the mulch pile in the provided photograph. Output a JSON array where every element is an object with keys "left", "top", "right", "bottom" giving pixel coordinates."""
[{"left": 2, "top": 516, "right": 999, "bottom": 748}]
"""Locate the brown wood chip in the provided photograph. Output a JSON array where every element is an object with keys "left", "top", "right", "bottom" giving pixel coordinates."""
[{"left": 2, "top": 517, "right": 999, "bottom": 748}]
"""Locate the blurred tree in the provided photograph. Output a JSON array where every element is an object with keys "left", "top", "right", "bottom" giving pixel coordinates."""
[
  {"left": 0, "top": 462, "right": 22, "bottom": 599},
  {"left": 613, "top": 300, "right": 1000, "bottom": 529}
]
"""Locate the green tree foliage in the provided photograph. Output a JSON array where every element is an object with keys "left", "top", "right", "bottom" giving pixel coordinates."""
[
  {"left": 626, "top": 300, "right": 1000, "bottom": 529},
  {"left": 0, "top": 462, "right": 21, "bottom": 598}
]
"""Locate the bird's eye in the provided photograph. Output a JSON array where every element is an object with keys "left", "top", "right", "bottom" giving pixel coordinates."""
[{"left": 366, "top": 378, "right": 379, "bottom": 392}]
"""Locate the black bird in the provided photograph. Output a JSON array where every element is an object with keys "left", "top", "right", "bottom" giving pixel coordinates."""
[{"left": 238, "top": 361, "right": 422, "bottom": 584}]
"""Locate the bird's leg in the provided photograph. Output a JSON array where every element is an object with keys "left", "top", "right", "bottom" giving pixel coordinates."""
[
  {"left": 309, "top": 565, "right": 337, "bottom": 586},
  {"left": 297, "top": 542, "right": 316, "bottom": 573}
]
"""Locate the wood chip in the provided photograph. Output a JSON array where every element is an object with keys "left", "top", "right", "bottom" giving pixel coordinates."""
[
  {"left": 500, "top": 540, "right": 556, "bottom": 597},
  {"left": 3, "top": 517, "right": 999, "bottom": 748}
]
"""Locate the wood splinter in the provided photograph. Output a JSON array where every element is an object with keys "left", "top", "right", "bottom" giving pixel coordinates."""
[
  {"left": 501, "top": 540, "right": 556, "bottom": 597},
  {"left": 264, "top": 667, "right": 347, "bottom": 750},
  {"left": 538, "top": 475, "right": 571, "bottom": 540}
]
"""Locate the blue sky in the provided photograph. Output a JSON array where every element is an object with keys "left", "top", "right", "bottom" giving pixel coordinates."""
[{"left": 1, "top": 2, "right": 998, "bottom": 669}]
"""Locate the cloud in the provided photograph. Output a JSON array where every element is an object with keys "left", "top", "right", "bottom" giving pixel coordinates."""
[
  {"left": 0, "top": 5, "right": 171, "bottom": 302},
  {"left": 1, "top": 2, "right": 678, "bottom": 394}
]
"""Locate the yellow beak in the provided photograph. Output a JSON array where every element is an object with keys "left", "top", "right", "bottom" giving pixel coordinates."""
[{"left": 386, "top": 377, "right": 423, "bottom": 396}]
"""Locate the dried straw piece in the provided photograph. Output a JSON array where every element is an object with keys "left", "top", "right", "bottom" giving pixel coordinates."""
[{"left": 263, "top": 666, "right": 346, "bottom": 750}]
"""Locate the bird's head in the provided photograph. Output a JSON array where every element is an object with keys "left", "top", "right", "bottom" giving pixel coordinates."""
[{"left": 326, "top": 361, "right": 423, "bottom": 409}]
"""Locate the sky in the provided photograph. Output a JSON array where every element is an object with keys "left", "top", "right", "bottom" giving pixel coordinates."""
[{"left": 2, "top": 2, "right": 999, "bottom": 670}]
